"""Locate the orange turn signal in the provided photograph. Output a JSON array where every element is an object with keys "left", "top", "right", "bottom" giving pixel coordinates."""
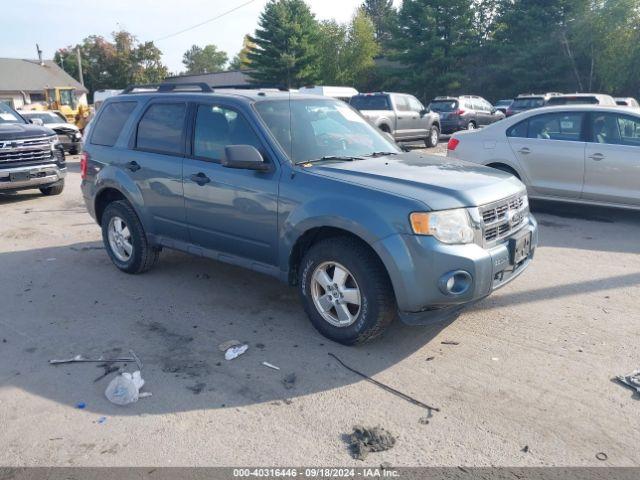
[{"left": 409, "top": 212, "right": 431, "bottom": 235}]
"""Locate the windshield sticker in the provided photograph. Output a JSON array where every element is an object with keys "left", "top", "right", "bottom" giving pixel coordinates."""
[
  {"left": 560, "top": 120, "right": 574, "bottom": 129},
  {"left": 0, "top": 113, "right": 18, "bottom": 121}
]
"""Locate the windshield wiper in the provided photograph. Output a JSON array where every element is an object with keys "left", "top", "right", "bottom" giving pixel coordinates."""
[
  {"left": 363, "top": 151, "right": 399, "bottom": 158},
  {"left": 295, "top": 155, "right": 364, "bottom": 165}
]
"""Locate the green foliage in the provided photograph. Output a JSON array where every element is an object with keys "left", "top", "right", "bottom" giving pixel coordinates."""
[
  {"left": 247, "top": 0, "right": 321, "bottom": 88},
  {"left": 182, "top": 44, "right": 228, "bottom": 74},
  {"left": 361, "top": 0, "right": 398, "bottom": 49},
  {"left": 229, "top": 35, "right": 255, "bottom": 70},
  {"left": 54, "top": 30, "right": 168, "bottom": 99}
]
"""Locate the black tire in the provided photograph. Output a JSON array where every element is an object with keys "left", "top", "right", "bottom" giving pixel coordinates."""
[
  {"left": 425, "top": 125, "right": 440, "bottom": 148},
  {"left": 467, "top": 121, "right": 477, "bottom": 130},
  {"left": 39, "top": 180, "right": 65, "bottom": 196},
  {"left": 299, "top": 237, "right": 396, "bottom": 345},
  {"left": 101, "top": 200, "right": 159, "bottom": 274}
]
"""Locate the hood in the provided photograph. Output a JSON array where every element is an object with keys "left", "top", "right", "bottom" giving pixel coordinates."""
[
  {"left": 0, "top": 123, "right": 56, "bottom": 141},
  {"left": 305, "top": 152, "right": 525, "bottom": 210},
  {"left": 47, "top": 123, "right": 79, "bottom": 132}
]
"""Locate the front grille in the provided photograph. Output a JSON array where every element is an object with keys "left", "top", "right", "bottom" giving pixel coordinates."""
[
  {"left": 480, "top": 193, "right": 528, "bottom": 244},
  {"left": 0, "top": 137, "right": 54, "bottom": 166}
]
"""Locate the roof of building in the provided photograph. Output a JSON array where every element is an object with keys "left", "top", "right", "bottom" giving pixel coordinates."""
[
  {"left": 164, "top": 69, "right": 253, "bottom": 87},
  {"left": 0, "top": 58, "right": 88, "bottom": 93}
]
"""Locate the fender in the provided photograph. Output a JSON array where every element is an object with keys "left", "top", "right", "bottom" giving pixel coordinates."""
[{"left": 94, "top": 164, "right": 154, "bottom": 233}]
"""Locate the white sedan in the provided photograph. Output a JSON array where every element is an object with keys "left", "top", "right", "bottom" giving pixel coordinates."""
[{"left": 446, "top": 105, "right": 640, "bottom": 210}]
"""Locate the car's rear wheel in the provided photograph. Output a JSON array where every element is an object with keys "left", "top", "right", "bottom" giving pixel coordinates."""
[
  {"left": 299, "top": 237, "right": 396, "bottom": 345},
  {"left": 425, "top": 125, "right": 440, "bottom": 148},
  {"left": 39, "top": 180, "right": 64, "bottom": 196},
  {"left": 101, "top": 200, "right": 159, "bottom": 274}
]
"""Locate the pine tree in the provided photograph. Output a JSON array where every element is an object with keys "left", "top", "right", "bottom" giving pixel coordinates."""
[
  {"left": 247, "top": 0, "right": 320, "bottom": 88},
  {"left": 361, "top": 0, "right": 397, "bottom": 47}
]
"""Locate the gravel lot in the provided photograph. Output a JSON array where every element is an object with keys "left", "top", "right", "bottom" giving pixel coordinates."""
[{"left": 1, "top": 154, "right": 638, "bottom": 467}]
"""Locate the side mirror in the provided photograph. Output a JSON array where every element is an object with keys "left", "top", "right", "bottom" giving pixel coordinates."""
[
  {"left": 223, "top": 145, "right": 270, "bottom": 171},
  {"left": 420, "top": 108, "right": 430, "bottom": 116},
  {"left": 30, "top": 118, "right": 44, "bottom": 126},
  {"left": 491, "top": 107, "right": 497, "bottom": 114}
]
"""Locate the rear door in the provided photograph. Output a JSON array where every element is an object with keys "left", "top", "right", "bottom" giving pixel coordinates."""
[
  {"left": 392, "top": 94, "right": 413, "bottom": 139},
  {"left": 123, "top": 100, "right": 189, "bottom": 242},
  {"left": 583, "top": 112, "right": 640, "bottom": 206},
  {"left": 506, "top": 111, "right": 587, "bottom": 198},
  {"left": 182, "top": 101, "right": 279, "bottom": 266}
]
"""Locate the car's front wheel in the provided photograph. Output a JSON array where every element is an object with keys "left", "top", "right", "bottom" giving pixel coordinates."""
[
  {"left": 425, "top": 125, "right": 440, "bottom": 148},
  {"left": 467, "top": 121, "right": 476, "bottom": 130},
  {"left": 101, "top": 200, "right": 159, "bottom": 274},
  {"left": 299, "top": 237, "right": 396, "bottom": 345}
]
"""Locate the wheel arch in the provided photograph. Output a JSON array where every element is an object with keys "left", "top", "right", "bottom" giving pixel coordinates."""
[{"left": 486, "top": 162, "right": 522, "bottom": 180}]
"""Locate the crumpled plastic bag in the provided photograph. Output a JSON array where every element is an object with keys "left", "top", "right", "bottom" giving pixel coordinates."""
[
  {"left": 225, "top": 344, "right": 248, "bottom": 360},
  {"left": 105, "top": 371, "right": 145, "bottom": 405}
]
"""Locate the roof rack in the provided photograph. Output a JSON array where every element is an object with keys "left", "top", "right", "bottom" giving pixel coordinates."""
[{"left": 122, "top": 83, "right": 213, "bottom": 94}]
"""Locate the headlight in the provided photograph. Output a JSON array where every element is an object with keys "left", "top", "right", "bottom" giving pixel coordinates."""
[
  {"left": 48, "top": 135, "right": 58, "bottom": 150},
  {"left": 74, "top": 132, "right": 82, "bottom": 139},
  {"left": 410, "top": 209, "right": 475, "bottom": 244}
]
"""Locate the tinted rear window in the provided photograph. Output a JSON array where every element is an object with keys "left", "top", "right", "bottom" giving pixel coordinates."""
[
  {"left": 90, "top": 101, "right": 136, "bottom": 146},
  {"left": 136, "top": 103, "right": 187, "bottom": 154},
  {"left": 546, "top": 96, "right": 598, "bottom": 105},
  {"left": 429, "top": 100, "right": 458, "bottom": 112},
  {"left": 349, "top": 95, "right": 391, "bottom": 110},
  {"left": 511, "top": 98, "right": 545, "bottom": 109}
]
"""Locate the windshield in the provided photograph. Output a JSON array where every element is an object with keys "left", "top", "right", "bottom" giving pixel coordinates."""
[
  {"left": 349, "top": 95, "right": 391, "bottom": 111},
  {"left": 496, "top": 100, "right": 512, "bottom": 107},
  {"left": 429, "top": 100, "right": 458, "bottom": 112},
  {"left": 547, "top": 96, "right": 598, "bottom": 105},
  {"left": 255, "top": 98, "right": 399, "bottom": 164},
  {"left": 0, "top": 102, "right": 26, "bottom": 125},
  {"left": 59, "top": 89, "right": 78, "bottom": 109},
  {"left": 22, "top": 112, "right": 62, "bottom": 124},
  {"left": 511, "top": 97, "right": 545, "bottom": 109}
]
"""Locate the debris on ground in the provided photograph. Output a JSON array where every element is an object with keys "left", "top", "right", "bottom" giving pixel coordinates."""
[
  {"left": 521, "top": 445, "right": 529, "bottom": 453},
  {"left": 218, "top": 340, "right": 242, "bottom": 352},
  {"left": 329, "top": 353, "right": 439, "bottom": 413},
  {"left": 596, "top": 452, "right": 608, "bottom": 461},
  {"left": 49, "top": 354, "right": 134, "bottom": 365},
  {"left": 75, "top": 402, "right": 86, "bottom": 409},
  {"left": 94, "top": 363, "right": 121, "bottom": 383},
  {"left": 614, "top": 369, "right": 640, "bottom": 394},
  {"left": 282, "top": 373, "right": 296, "bottom": 389},
  {"left": 348, "top": 425, "right": 396, "bottom": 460},
  {"left": 105, "top": 371, "right": 149, "bottom": 406},
  {"left": 187, "top": 382, "right": 206, "bottom": 395},
  {"left": 425, "top": 356, "right": 435, "bottom": 362},
  {"left": 262, "top": 361, "right": 280, "bottom": 370},
  {"left": 129, "top": 350, "right": 143, "bottom": 370},
  {"left": 97, "top": 416, "right": 107, "bottom": 424},
  {"left": 418, "top": 416, "right": 430, "bottom": 425},
  {"left": 225, "top": 344, "right": 249, "bottom": 360},
  {"left": 441, "top": 341, "right": 460, "bottom": 345}
]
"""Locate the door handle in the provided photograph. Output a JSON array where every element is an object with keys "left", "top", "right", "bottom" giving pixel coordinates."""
[
  {"left": 518, "top": 148, "right": 531, "bottom": 155},
  {"left": 127, "top": 161, "right": 141, "bottom": 172},
  {"left": 589, "top": 153, "right": 605, "bottom": 161},
  {"left": 190, "top": 172, "right": 211, "bottom": 186}
]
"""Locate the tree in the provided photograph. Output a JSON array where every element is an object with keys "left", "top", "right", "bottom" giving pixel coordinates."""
[
  {"left": 229, "top": 35, "right": 255, "bottom": 70},
  {"left": 182, "top": 44, "right": 228, "bottom": 74},
  {"left": 55, "top": 30, "right": 168, "bottom": 100},
  {"left": 393, "top": 0, "right": 476, "bottom": 102},
  {"left": 247, "top": 0, "right": 321, "bottom": 88},
  {"left": 361, "top": 0, "right": 397, "bottom": 48}
]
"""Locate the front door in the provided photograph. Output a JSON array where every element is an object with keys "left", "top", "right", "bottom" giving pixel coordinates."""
[
  {"left": 583, "top": 112, "right": 640, "bottom": 206},
  {"left": 507, "top": 111, "right": 586, "bottom": 199},
  {"left": 183, "top": 103, "right": 279, "bottom": 266}
]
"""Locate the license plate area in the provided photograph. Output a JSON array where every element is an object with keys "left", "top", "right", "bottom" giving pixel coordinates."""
[
  {"left": 509, "top": 230, "right": 532, "bottom": 265},
  {"left": 9, "top": 171, "right": 30, "bottom": 182}
]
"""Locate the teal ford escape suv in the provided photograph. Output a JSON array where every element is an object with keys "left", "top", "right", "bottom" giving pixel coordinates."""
[{"left": 81, "top": 83, "right": 537, "bottom": 345}]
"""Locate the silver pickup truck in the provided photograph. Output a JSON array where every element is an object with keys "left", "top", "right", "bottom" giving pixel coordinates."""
[{"left": 350, "top": 92, "right": 441, "bottom": 148}]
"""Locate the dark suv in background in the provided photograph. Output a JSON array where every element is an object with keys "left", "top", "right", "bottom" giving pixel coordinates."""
[
  {"left": 505, "top": 93, "right": 562, "bottom": 117},
  {"left": 429, "top": 95, "right": 504, "bottom": 133}
]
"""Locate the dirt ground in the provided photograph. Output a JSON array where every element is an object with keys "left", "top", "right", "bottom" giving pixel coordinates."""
[{"left": 0, "top": 154, "right": 638, "bottom": 467}]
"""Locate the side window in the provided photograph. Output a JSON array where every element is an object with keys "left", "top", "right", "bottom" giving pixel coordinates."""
[
  {"left": 592, "top": 113, "right": 640, "bottom": 146},
  {"left": 136, "top": 103, "right": 187, "bottom": 154},
  {"left": 507, "top": 120, "right": 528, "bottom": 138},
  {"left": 408, "top": 96, "right": 423, "bottom": 112},
  {"left": 193, "top": 105, "right": 263, "bottom": 161},
  {"left": 394, "top": 95, "right": 410, "bottom": 112},
  {"left": 528, "top": 112, "right": 583, "bottom": 141},
  {"left": 90, "top": 101, "right": 136, "bottom": 147}
]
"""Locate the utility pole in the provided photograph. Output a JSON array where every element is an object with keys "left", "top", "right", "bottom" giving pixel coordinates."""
[{"left": 76, "top": 46, "right": 84, "bottom": 86}]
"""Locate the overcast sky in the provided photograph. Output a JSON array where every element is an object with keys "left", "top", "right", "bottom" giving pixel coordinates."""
[{"left": 2, "top": 0, "right": 399, "bottom": 74}]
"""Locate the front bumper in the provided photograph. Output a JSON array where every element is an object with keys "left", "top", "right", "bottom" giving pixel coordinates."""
[
  {"left": 373, "top": 214, "right": 538, "bottom": 325},
  {"left": 0, "top": 163, "right": 66, "bottom": 191}
]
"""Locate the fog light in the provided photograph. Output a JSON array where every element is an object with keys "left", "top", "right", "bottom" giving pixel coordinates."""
[{"left": 438, "top": 270, "right": 472, "bottom": 296}]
